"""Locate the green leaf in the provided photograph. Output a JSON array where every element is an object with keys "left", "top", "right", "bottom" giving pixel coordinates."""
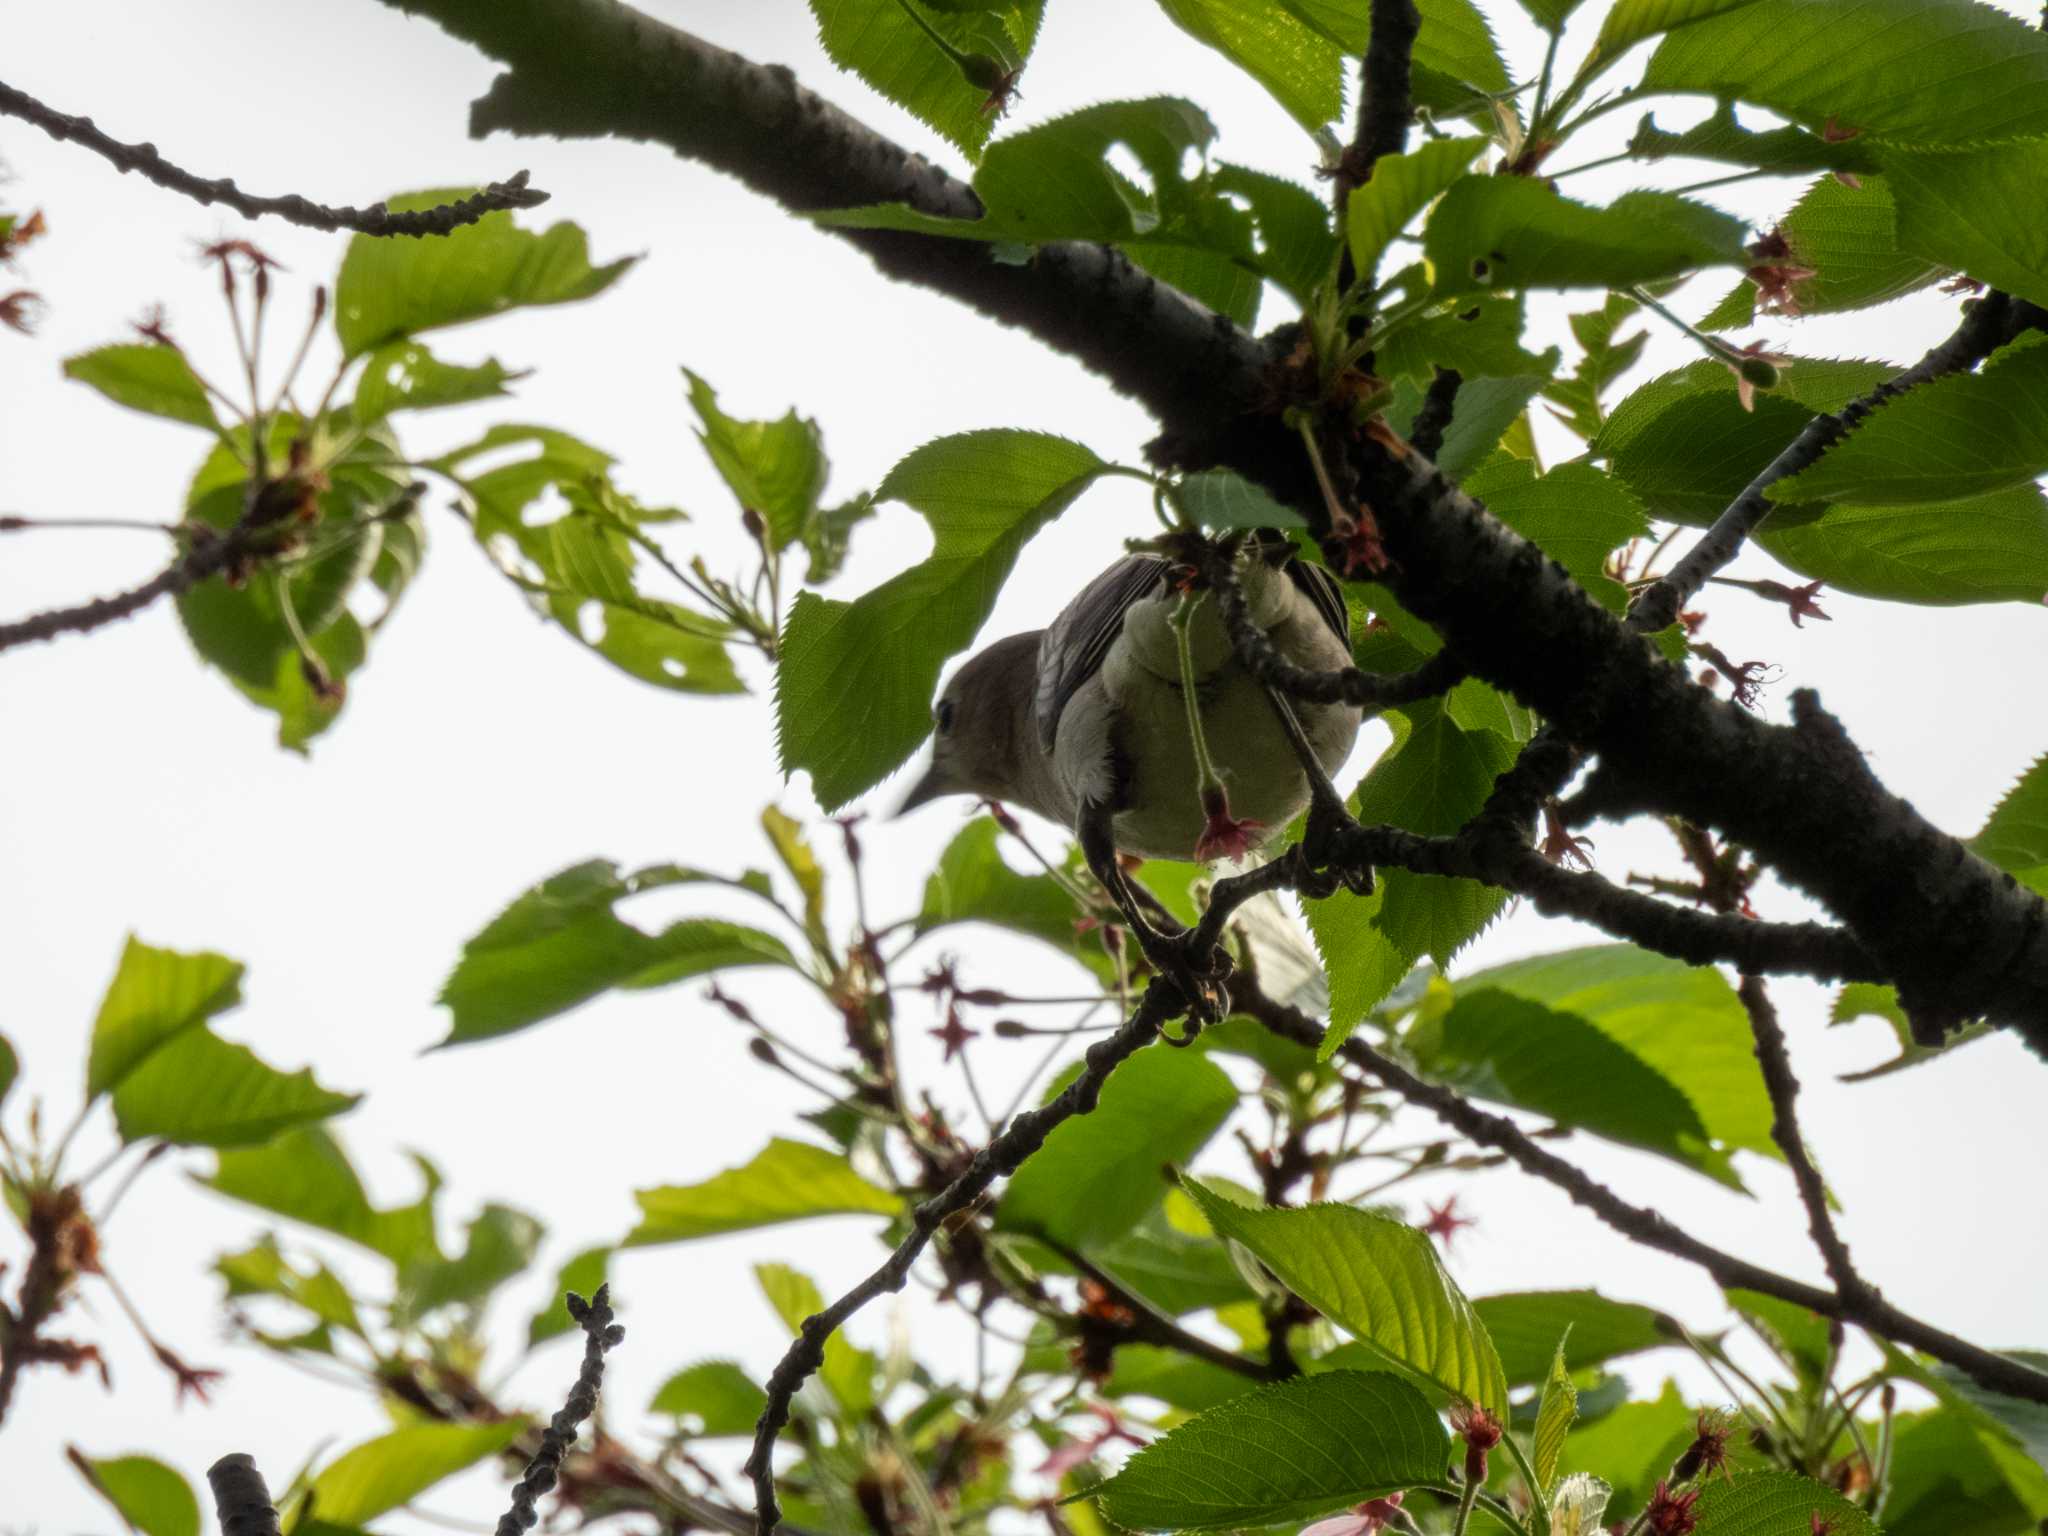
[
  {"left": 1184, "top": 1180, "right": 1509, "bottom": 1414},
  {"left": 997, "top": 1047, "right": 1237, "bottom": 1250},
  {"left": 1884, "top": 1407, "right": 2048, "bottom": 1536},
  {"left": 1594, "top": 0, "right": 1761, "bottom": 60},
  {"left": 1697, "top": 176, "right": 1942, "bottom": 330},
  {"left": 1212, "top": 164, "right": 1341, "bottom": 306},
  {"left": 528, "top": 1246, "right": 612, "bottom": 1349},
  {"left": 1376, "top": 294, "right": 1558, "bottom": 385},
  {"left": 70, "top": 1453, "right": 200, "bottom": 1536},
  {"left": 1726, "top": 1288, "right": 1833, "bottom": 1385},
  {"left": 1773, "top": 340, "right": 2048, "bottom": 505},
  {"left": 85, "top": 936, "right": 355, "bottom": 1148},
  {"left": 1101, "top": 1344, "right": 1262, "bottom": 1412},
  {"left": 109, "top": 1027, "right": 358, "bottom": 1149},
  {"left": 87, "top": 936, "right": 244, "bottom": 1100},
  {"left": 1462, "top": 458, "right": 1648, "bottom": 612},
  {"left": 776, "top": 430, "right": 1106, "bottom": 810},
  {"left": 1424, "top": 180, "right": 1746, "bottom": 297},
  {"left": 1543, "top": 293, "right": 1647, "bottom": 442},
  {"left": 1474, "top": 1292, "right": 1674, "bottom": 1387},
  {"left": 206, "top": 1128, "right": 444, "bottom": 1273},
  {"left": 651, "top": 1360, "right": 768, "bottom": 1436},
  {"left": 333, "top": 191, "right": 634, "bottom": 357},
  {"left": 762, "top": 807, "right": 829, "bottom": 955},
  {"left": 310, "top": 1422, "right": 527, "bottom": 1526},
  {"left": 1085, "top": 1370, "right": 1449, "bottom": 1530},
  {"left": 1641, "top": 0, "right": 2048, "bottom": 147},
  {"left": 1626, "top": 103, "right": 1878, "bottom": 179},
  {"left": 1690, "top": 1470, "right": 1878, "bottom": 1536},
  {"left": 1088, "top": 1197, "right": 1258, "bottom": 1315},
  {"left": 1533, "top": 1337, "right": 1578, "bottom": 1491},
  {"left": 1596, "top": 357, "right": 1892, "bottom": 524},
  {"left": 808, "top": 0, "right": 1043, "bottom": 160},
  {"left": 1151, "top": 0, "right": 1342, "bottom": 131},
  {"left": 1347, "top": 137, "right": 1488, "bottom": 280},
  {"left": 1388, "top": 370, "right": 1553, "bottom": 480},
  {"left": 1973, "top": 755, "right": 2048, "bottom": 899},
  {"left": 684, "top": 369, "right": 827, "bottom": 553},
  {"left": 1310, "top": 698, "right": 1518, "bottom": 1053},
  {"left": 1432, "top": 945, "right": 1778, "bottom": 1186},
  {"left": 437, "top": 861, "right": 799, "bottom": 1045},
  {"left": 0, "top": 1033, "right": 16, "bottom": 1112},
  {"left": 352, "top": 341, "right": 518, "bottom": 423},
  {"left": 1828, "top": 981, "right": 1988, "bottom": 1081},
  {"left": 63, "top": 344, "right": 222, "bottom": 434},
  {"left": 626, "top": 1137, "right": 900, "bottom": 1246},
  {"left": 915, "top": 817, "right": 1105, "bottom": 975},
  {"left": 1756, "top": 485, "right": 2048, "bottom": 605},
  {"left": 755, "top": 1261, "right": 875, "bottom": 1415},
  {"left": 216, "top": 1237, "right": 366, "bottom": 1336},
  {"left": 1884, "top": 139, "right": 2048, "bottom": 310},
  {"left": 400, "top": 1203, "right": 543, "bottom": 1321},
  {"left": 1177, "top": 469, "right": 1307, "bottom": 529}
]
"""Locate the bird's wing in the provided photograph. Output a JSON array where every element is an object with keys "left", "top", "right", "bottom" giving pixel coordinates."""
[
  {"left": 1035, "top": 555, "right": 1174, "bottom": 752},
  {"left": 1283, "top": 555, "right": 1351, "bottom": 648}
]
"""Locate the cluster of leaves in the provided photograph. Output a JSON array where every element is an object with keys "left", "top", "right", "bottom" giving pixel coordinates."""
[
  {"left": 57, "top": 197, "right": 873, "bottom": 750},
  {"left": 16, "top": 803, "right": 2048, "bottom": 1536}
]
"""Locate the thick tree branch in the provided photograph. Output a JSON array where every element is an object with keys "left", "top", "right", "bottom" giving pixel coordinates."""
[
  {"left": 1631, "top": 291, "right": 2045, "bottom": 631},
  {"left": 207, "top": 1455, "right": 283, "bottom": 1536},
  {"left": 378, "top": 0, "right": 1271, "bottom": 443},
  {"left": 1234, "top": 979, "right": 2048, "bottom": 1406},
  {"left": 1738, "top": 977, "right": 1872, "bottom": 1305},
  {"left": 745, "top": 984, "right": 1176, "bottom": 1536},
  {"left": 0, "top": 78, "right": 546, "bottom": 236}
]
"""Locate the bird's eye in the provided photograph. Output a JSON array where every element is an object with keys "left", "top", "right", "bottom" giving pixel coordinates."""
[{"left": 934, "top": 698, "right": 957, "bottom": 734}]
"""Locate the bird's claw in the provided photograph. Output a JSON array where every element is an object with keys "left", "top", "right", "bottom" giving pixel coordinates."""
[{"left": 1136, "top": 928, "right": 1233, "bottom": 1035}]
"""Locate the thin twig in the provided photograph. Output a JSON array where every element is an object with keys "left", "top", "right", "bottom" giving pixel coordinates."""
[
  {"left": 1631, "top": 291, "right": 2043, "bottom": 631},
  {"left": 497, "top": 1286, "right": 625, "bottom": 1536},
  {"left": 1043, "top": 1239, "right": 1281, "bottom": 1385},
  {"left": 745, "top": 984, "right": 1177, "bottom": 1535},
  {"left": 1738, "top": 976, "right": 1871, "bottom": 1303},
  {"left": 1234, "top": 978, "right": 2048, "bottom": 1407},
  {"left": 0, "top": 78, "right": 548, "bottom": 237},
  {"left": 0, "top": 528, "right": 247, "bottom": 652}
]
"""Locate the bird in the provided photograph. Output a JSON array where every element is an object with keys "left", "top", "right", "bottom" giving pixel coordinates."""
[{"left": 898, "top": 531, "right": 1363, "bottom": 1014}]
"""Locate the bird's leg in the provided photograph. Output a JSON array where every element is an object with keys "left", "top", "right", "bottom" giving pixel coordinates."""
[
  {"left": 1077, "top": 801, "right": 1228, "bottom": 1032},
  {"left": 1261, "top": 686, "right": 1374, "bottom": 898}
]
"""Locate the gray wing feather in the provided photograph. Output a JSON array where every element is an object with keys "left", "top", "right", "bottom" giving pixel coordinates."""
[
  {"left": 1284, "top": 558, "right": 1351, "bottom": 648},
  {"left": 1035, "top": 556, "right": 1172, "bottom": 752}
]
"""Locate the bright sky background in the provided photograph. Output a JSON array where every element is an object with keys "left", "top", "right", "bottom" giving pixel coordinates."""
[{"left": 3, "top": 0, "right": 2044, "bottom": 1527}]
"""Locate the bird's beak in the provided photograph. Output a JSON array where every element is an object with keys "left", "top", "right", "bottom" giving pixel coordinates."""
[{"left": 894, "top": 760, "right": 951, "bottom": 818}]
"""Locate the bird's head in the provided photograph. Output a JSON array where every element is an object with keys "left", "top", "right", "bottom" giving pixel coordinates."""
[{"left": 897, "top": 631, "right": 1043, "bottom": 815}]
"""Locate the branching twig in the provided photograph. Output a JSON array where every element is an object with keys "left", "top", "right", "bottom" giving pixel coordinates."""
[
  {"left": 745, "top": 984, "right": 1178, "bottom": 1535},
  {"left": 0, "top": 527, "right": 248, "bottom": 653},
  {"left": 207, "top": 1454, "right": 283, "bottom": 1536},
  {"left": 0, "top": 78, "right": 547, "bottom": 236},
  {"left": 498, "top": 1286, "right": 626, "bottom": 1536},
  {"left": 1738, "top": 976, "right": 1871, "bottom": 1304},
  {"left": 1631, "top": 291, "right": 2045, "bottom": 631},
  {"left": 1233, "top": 978, "right": 2048, "bottom": 1407}
]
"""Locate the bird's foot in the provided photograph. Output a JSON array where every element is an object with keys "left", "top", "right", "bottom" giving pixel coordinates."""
[
  {"left": 1297, "top": 804, "right": 1374, "bottom": 899},
  {"left": 1133, "top": 924, "right": 1234, "bottom": 1038}
]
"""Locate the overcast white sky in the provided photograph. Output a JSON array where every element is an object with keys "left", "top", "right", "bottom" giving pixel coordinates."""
[{"left": 3, "top": 0, "right": 2044, "bottom": 1527}]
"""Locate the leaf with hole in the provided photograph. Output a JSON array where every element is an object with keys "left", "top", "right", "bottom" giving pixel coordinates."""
[
  {"left": 776, "top": 430, "right": 1107, "bottom": 810},
  {"left": 1423, "top": 180, "right": 1746, "bottom": 297}
]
